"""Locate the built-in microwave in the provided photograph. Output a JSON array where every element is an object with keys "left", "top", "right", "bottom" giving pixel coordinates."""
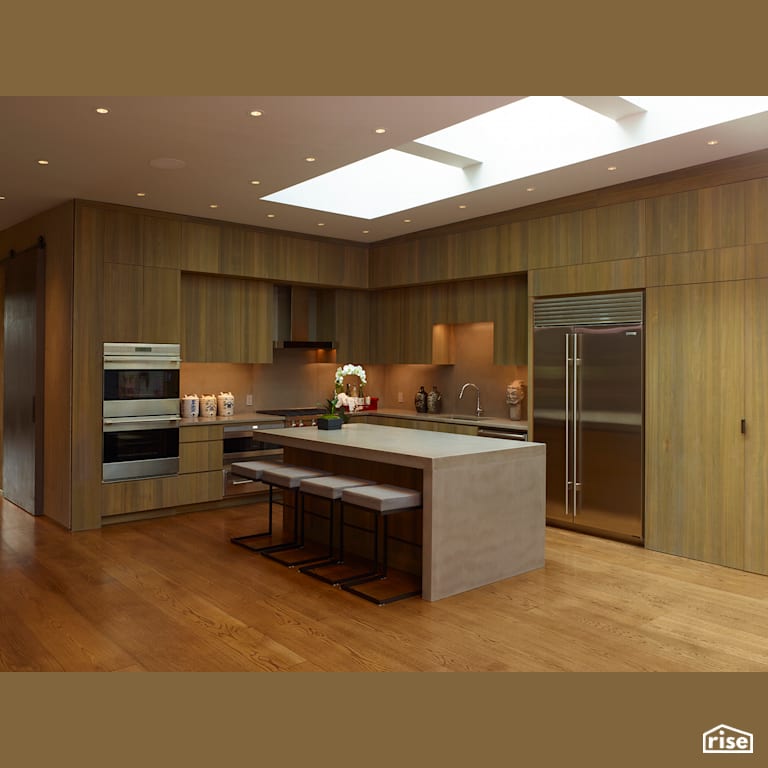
[{"left": 103, "top": 342, "right": 181, "bottom": 418}]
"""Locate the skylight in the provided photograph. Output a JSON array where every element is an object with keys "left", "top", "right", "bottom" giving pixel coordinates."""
[{"left": 262, "top": 96, "right": 768, "bottom": 220}]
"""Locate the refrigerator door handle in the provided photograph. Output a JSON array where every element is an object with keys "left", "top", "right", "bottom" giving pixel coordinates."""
[
  {"left": 573, "top": 332, "right": 580, "bottom": 517},
  {"left": 565, "top": 333, "right": 571, "bottom": 517}
]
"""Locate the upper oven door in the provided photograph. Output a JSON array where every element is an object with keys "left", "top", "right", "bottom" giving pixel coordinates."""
[{"left": 103, "top": 343, "right": 181, "bottom": 418}]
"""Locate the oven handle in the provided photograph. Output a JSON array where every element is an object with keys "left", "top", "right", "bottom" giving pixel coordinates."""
[
  {"left": 104, "top": 416, "right": 182, "bottom": 432},
  {"left": 477, "top": 428, "right": 528, "bottom": 441},
  {"left": 104, "top": 358, "right": 180, "bottom": 370}
]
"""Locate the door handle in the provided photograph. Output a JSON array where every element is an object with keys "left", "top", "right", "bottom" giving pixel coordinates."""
[{"left": 741, "top": 418, "right": 746, "bottom": 435}]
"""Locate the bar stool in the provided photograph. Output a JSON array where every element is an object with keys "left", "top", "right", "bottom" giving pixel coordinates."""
[
  {"left": 291, "top": 475, "right": 376, "bottom": 576},
  {"left": 338, "top": 484, "right": 422, "bottom": 606},
  {"left": 256, "top": 465, "right": 332, "bottom": 564},
  {"left": 230, "top": 461, "right": 324, "bottom": 552}
]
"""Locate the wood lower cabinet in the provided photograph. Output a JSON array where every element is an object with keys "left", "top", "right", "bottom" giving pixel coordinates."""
[
  {"left": 362, "top": 414, "right": 478, "bottom": 436},
  {"left": 102, "top": 425, "right": 223, "bottom": 519},
  {"left": 645, "top": 279, "right": 768, "bottom": 573}
]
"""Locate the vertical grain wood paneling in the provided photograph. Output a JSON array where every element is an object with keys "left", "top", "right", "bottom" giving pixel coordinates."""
[
  {"left": 744, "top": 177, "right": 768, "bottom": 245},
  {"left": 645, "top": 282, "right": 744, "bottom": 569},
  {"left": 369, "top": 289, "right": 403, "bottom": 363},
  {"left": 646, "top": 247, "right": 747, "bottom": 286},
  {"left": 142, "top": 267, "right": 180, "bottom": 343},
  {"left": 582, "top": 201, "right": 645, "bottom": 263},
  {"left": 218, "top": 225, "right": 249, "bottom": 276},
  {"left": 72, "top": 204, "right": 106, "bottom": 530},
  {"left": 141, "top": 215, "right": 181, "bottom": 269},
  {"left": 181, "top": 221, "right": 220, "bottom": 272},
  {"left": 530, "top": 258, "right": 646, "bottom": 297},
  {"left": 180, "top": 273, "right": 208, "bottom": 361},
  {"left": 334, "top": 289, "right": 370, "bottom": 363},
  {"left": 240, "top": 279, "right": 273, "bottom": 363},
  {"left": 103, "top": 263, "right": 143, "bottom": 341},
  {"left": 98, "top": 208, "right": 142, "bottom": 265},
  {"left": 400, "top": 285, "right": 432, "bottom": 363},
  {"left": 645, "top": 190, "right": 698, "bottom": 256},
  {"left": 698, "top": 182, "right": 746, "bottom": 250},
  {"left": 489, "top": 275, "right": 528, "bottom": 365},
  {"left": 744, "top": 242, "right": 768, "bottom": 278},
  {"left": 744, "top": 277, "right": 768, "bottom": 574},
  {"left": 527, "top": 211, "right": 582, "bottom": 268}
]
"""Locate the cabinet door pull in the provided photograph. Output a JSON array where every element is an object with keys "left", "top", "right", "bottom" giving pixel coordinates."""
[{"left": 741, "top": 418, "right": 746, "bottom": 435}]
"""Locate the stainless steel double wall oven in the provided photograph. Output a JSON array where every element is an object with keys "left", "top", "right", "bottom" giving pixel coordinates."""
[{"left": 102, "top": 342, "right": 182, "bottom": 481}]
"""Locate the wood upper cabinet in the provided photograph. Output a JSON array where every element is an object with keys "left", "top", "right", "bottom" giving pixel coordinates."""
[
  {"left": 334, "top": 289, "right": 370, "bottom": 362},
  {"left": 181, "top": 274, "right": 273, "bottom": 363},
  {"left": 527, "top": 211, "right": 582, "bottom": 268},
  {"left": 582, "top": 201, "right": 645, "bottom": 263}
]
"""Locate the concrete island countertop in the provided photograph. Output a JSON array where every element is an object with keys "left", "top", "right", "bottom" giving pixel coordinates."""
[
  {"left": 179, "top": 412, "right": 288, "bottom": 427},
  {"left": 256, "top": 422, "right": 545, "bottom": 601}
]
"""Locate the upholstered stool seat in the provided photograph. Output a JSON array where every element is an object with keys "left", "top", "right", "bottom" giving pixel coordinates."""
[{"left": 337, "top": 484, "right": 422, "bottom": 605}]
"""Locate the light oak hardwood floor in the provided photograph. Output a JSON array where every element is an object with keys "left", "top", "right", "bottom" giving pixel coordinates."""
[{"left": 2, "top": 497, "right": 767, "bottom": 672}]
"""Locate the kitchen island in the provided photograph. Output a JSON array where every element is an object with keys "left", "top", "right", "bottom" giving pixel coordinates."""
[{"left": 255, "top": 423, "right": 545, "bottom": 601}]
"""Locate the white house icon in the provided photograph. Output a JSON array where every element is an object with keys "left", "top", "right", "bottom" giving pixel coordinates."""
[{"left": 702, "top": 724, "right": 754, "bottom": 754}]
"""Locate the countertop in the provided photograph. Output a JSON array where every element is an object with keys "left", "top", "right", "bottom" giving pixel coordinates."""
[
  {"left": 351, "top": 407, "right": 528, "bottom": 431},
  {"left": 180, "top": 412, "right": 287, "bottom": 427},
  {"left": 254, "top": 422, "right": 540, "bottom": 469}
]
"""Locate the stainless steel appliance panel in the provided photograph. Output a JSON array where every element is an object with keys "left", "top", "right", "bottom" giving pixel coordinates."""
[
  {"left": 103, "top": 417, "right": 180, "bottom": 482},
  {"left": 533, "top": 292, "right": 644, "bottom": 544}
]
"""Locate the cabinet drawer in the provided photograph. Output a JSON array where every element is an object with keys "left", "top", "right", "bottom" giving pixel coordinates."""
[
  {"left": 180, "top": 424, "right": 224, "bottom": 442},
  {"left": 179, "top": 441, "right": 223, "bottom": 473}
]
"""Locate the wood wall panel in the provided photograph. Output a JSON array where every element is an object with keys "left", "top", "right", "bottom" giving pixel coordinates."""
[
  {"left": 644, "top": 282, "right": 745, "bottom": 569},
  {"left": 744, "top": 277, "right": 768, "bottom": 574},
  {"left": 142, "top": 267, "right": 180, "bottom": 343},
  {"left": 103, "top": 263, "right": 142, "bottom": 341},
  {"left": 530, "top": 258, "right": 646, "bottom": 297},
  {"left": 645, "top": 190, "right": 698, "bottom": 256},
  {"left": 524, "top": 212, "right": 582, "bottom": 269},
  {"left": 141, "top": 215, "right": 181, "bottom": 269},
  {"left": 646, "top": 247, "right": 747, "bottom": 286},
  {"left": 745, "top": 178, "right": 768, "bottom": 245},
  {"left": 745, "top": 242, "right": 768, "bottom": 277},
  {"left": 697, "top": 182, "right": 746, "bottom": 250},
  {"left": 582, "top": 201, "right": 645, "bottom": 264},
  {"left": 181, "top": 221, "right": 220, "bottom": 272}
]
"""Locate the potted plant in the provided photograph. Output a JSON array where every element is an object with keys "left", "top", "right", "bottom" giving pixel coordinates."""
[{"left": 317, "top": 394, "right": 345, "bottom": 430}]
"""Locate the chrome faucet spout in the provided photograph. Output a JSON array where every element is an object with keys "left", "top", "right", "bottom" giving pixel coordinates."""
[{"left": 458, "top": 382, "right": 483, "bottom": 417}]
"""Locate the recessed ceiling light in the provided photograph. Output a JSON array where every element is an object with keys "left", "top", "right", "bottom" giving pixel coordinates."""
[
  {"left": 37, "top": 159, "right": 49, "bottom": 165},
  {"left": 209, "top": 204, "right": 219, "bottom": 209},
  {"left": 374, "top": 128, "right": 386, "bottom": 134},
  {"left": 403, "top": 218, "right": 412, "bottom": 223},
  {"left": 305, "top": 157, "right": 317, "bottom": 162},
  {"left": 95, "top": 107, "right": 109, "bottom": 114},
  {"left": 136, "top": 192, "right": 146, "bottom": 197},
  {"left": 362, "top": 229, "right": 369, "bottom": 234},
  {"left": 267, "top": 213, "right": 276, "bottom": 218},
  {"left": 0, "top": 196, "right": 5, "bottom": 200},
  {"left": 607, "top": 165, "right": 617, "bottom": 171},
  {"left": 458, "top": 204, "right": 467, "bottom": 209},
  {"left": 707, "top": 139, "right": 719, "bottom": 146},
  {"left": 526, "top": 186, "right": 535, "bottom": 192},
  {"left": 250, "top": 180, "right": 261, "bottom": 185},
  {"left": 317, "top": 222, "right": 325, "bottom": 227},
  {"left": 249, "top": 110, "right": 263, "bottom": 117}
]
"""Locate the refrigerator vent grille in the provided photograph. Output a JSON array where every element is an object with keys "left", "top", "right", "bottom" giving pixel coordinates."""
[{"left": 533, "top": 292, "right": 643, "bottom": 327}]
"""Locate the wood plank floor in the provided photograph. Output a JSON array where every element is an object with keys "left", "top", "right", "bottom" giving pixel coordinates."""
[{"left": 2, "top": 497, "right": 768, "bottom": 671}]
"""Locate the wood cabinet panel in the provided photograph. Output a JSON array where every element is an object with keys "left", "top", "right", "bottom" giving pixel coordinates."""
[
  {"left": 645, "top": 282, "right": 745, "bottom": 569},
  {"left": 527, "top": 211, "right": 581, "bottom": 268},
  {"left": 334, "top": 289, "right": 370, "bottom": 362},
  {"left": 180, "top": 425, "right": 223, "bottom": 442},
  {"left": 646, "top": 190, "right": 698, "bottom": 256},
  {"left": 744, "top": 178, "right": 768, "bottom": 245},
  {"left": 181, "top": 274, "right": 272, "bottom": 363},
  {"left": 219, "top": 226, "right": 249, "bottom": 276},
  {"left": 102, "top": 470, "right": 222, "bottom": 517},
  {"left": 141, "top": 215, "right": 181, "bottom": 268},
  {"left": 582, "top": 201, "right": 645, "bottom": 263},
  {"left": 744, "top": 242, "right": 768, "bottom": 278},
  {"left": 181, "top": 221, "right": 220, "bottom": 272},
  {"left": 646, "top": 247, "right": 746, "bottom": 286},
  {"left": 142, "top": 267, "right": 180, "bottom": 343},
  {"left": 96, "top": 208, "right": 142, "bottom": 265},
  {"left": 698, "top": 182, "right": 746, "bottom": 250},
  {"left": 103, "top": 263, "right": 143, "bottom": 341},
  {"left": 530, "top": 258, "right": 645, "bottom": 297},
  {"left": 744, "top": 277, "right": 768, "bottom": 574},
  {"left": 369, "top": 289, "right": 403, "bottom": 363},
  {"left": 179, "top": 441, "right": 222, "bottom": 473}
]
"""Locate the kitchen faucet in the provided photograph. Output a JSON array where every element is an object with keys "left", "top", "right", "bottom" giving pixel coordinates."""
[{"left": 459, "top": 382, "right": 483, "bottom": 417}]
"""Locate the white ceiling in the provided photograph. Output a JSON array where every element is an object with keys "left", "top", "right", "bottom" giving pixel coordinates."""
[{"left": 3, "top": 95, "right": 768, "bottom": 244}]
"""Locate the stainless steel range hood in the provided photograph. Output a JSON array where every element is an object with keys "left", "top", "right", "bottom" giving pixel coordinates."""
[{"left": 273, "top": 285, "right": 336, "bottom": 350}]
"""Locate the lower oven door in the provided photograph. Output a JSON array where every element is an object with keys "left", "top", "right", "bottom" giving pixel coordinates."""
[{"left": 103, "top": 417, "right": 181, "bottom": 482}]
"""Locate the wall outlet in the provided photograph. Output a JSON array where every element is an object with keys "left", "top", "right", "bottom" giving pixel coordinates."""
[
  {"left": 397, "top": 391, "right": 404, "bottom": 403},
  {"left": 246, "top": 394, "right": 253, "bottom": 406}
]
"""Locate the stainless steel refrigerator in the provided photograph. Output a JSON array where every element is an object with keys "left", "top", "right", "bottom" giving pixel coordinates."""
[{"left": 533, "top": 292, "right": 644, "bottom": 543}]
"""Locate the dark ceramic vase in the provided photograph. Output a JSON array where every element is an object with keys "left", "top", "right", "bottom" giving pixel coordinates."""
[
  {"left": 317, "top": 416, "right": 343, "bottom": 430},
  {"left": 415, "top": 386, "right": 427, "bottom": 413}
]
